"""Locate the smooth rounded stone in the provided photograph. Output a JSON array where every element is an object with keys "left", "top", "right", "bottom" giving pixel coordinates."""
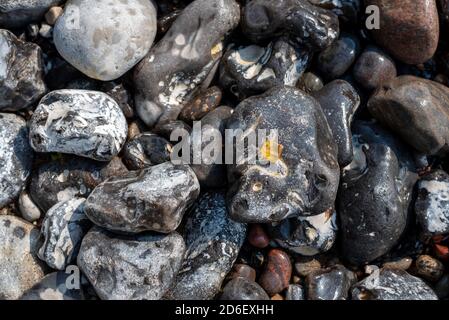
[
  {"left": 297, "top": 72, "right": 324, "bottom": 93},
  {"left": 0, "top": 29, "right": 47, "bottom": 112},
  {"left": 226, "top": 86, "right": 340, "bottom": 223},
  {"left": 242, "top": 0, "right": 339, "bottom": 52},
  {"left": 19, "top": 191, "right": 42, "bottom": 222},
  {"left": 285, "top": 284, "right": 305, "bottom": 300},
  {"left": 351, "top": 268, "right": 438, "bottom": 300},
  {"left": 220, "top": 277, "right": 270, "bottom": 300},
  {"left": 45, "top": 6, "right": 63, "bottom": 25},
  {"left": 269, "top": 209, "right": 337, "bottom": 256},
  {"left": 382, "top": 257, "right": 413, "bottom": 271},
  {"left": 294, "top": 259, "right": 322, "bottom": 277},
  {"left": 21, "top": 271, "right": 84, "bottom": 300},
  {"left": 415, "top": 255, "right": 445, "bottom": 282},
  {"left": 0, "top": 216, "right": 46, "bottom": 300},
  {"left": 38, "top": 198, "right": 92, "bottom": 270},
  {"left": 77, "top": 227, "right": 186, "bottom": 300},
  {"left": 0, "top": 114, "right": 34, "bottom": 208},
  {"left": 39, "top": 23, "right": 53, "bottom": 38},
  {"left": 415, "top": 170, "right": 449, "bottom": 236},
  {"left": 306, "top": 265, "right": 357, "bottom": 300},
  {"left": 134, "top": 0, "right": 240, "bottom": 127},
  {"left": 367, "top": 76, "right": 449, "bottom": 155},
  {"left": 165, "top": 192, "right": 246, "bottom": 300},
  {"left": 228, "top": 264, "right": 257, "bottom": 282},
  {"left": 365, "top": 0, "right": 439, "bottom": 65},
  {"left": 0, "top": 0, "right": 63, "bottom": 28},
  {"left": 84, "top": 162, "right": 200, "bottom": 234},
  {"left": 54, "top": 0, "right": 157, "bottom": 81},
  {"left": 339, "top": 121, "right": 418, "bottom": 265},
  {"left": 248, "top": 224, "right": 270, "bottom": 249},
  {"left": 123, "top": 133, "right": 172, "bottom": 170},
  {"left": 312, "top": 80, "right": 360, "bottom": 167},
  {"left": 316, "top": 32, "right": 360, "bottom": 80},
  {"left": 153, "top": 120, "right": 192, "bottom": 140},
  {"left": 219, "top": 38, "right": 311, "bottom": 99},
  {"left": 29, "top": 90, "right": 128, "bottom": 161},
  {"left": 178, "top": 86, "right": 222, "bottom": 123},
  {"left": 29, "top": 156, "right": 128, "bottom": 212},
  {"left": 258, "top": 249, "right": 292, "bottom": 296},
  {"left": 309, "top": 0, "right": 361, "bottom": 25},
  {"left": 353, "top": 46, "right": 397, "bottom": 91}
]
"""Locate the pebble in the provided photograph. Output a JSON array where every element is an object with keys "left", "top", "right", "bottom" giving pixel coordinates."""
[
  {"left": 134, "top": 0, "right": 240, "bottom": 127},
  {"left": 228, "top": 264, "right": 257, "bottom": 282},
  {"left": 415, "top": 255, "right": 445, "bottom": 282},
  {"left": 258, "top": 249, "right": 292, "bottom": 296},
  {"left": 415, "top": 170, "right": 449, "bottom": 236},
  {"left": 382, "top": 257, "right": 413, "bottom": 271},
  {"left": 123, "top": 133, "right": 172, "bottom": 170},
  {"left": 54, "top": 0, "right": 157, "bottom": 81},
  {"left": 179, "top": 86, "right": 222, "bottom": 123},
  {"left": 0, "top": 29, "right": 47, "bottom": 111},
  {"left": 312, "top": 79, "right": 360, "bottom": 167},
  {"left": 227, "top": 86, "right": 340, "bottom": 223},
  {"left": 21, "top": 271, "right": 84, "bottom": 300},
  {"left": 29, "top": 90, "right": 128, "bottom": 161},
  {"left": 248, "top": 224, "right": 269, "bottom": 249},
  {"left": 285, "top": 284, "right": 305, "bottom": 300},
  {"left": 351, "top": 268, "right": 438, "bottom": 300},
  {"left": 77, "top": 227, "right": 186, "bottom": 300},
  {"left": 44, "top": 6, "right": 63, "bottom": 25},
  {"left": 297, "top": 72, "right": 324, "bottom": 93},
  {"left": 353, "top": 46, "right": 397, "bottom": 91},
  {"left": 39, "top": 23, "right": 52, "bottom": 38},
  {"left": 309, "top": 0, "right": 361, "bottom": 25},
  {"left": 306, "top": 265, "right": 357, "bottom": 300},
  {"left": 0, "top": 114, "right": 34, "bottom": 208},
  {"left": 220, "top": 277, "right": 269, "bottom": 300},
  {"left": 38, "top": 198, "right": 91, "bottom": 270},
  {"left": 0, "top": 0, "right": 63, "bottom": 28},
  {"left": 0, "top": 216, "right": 46, "bottom": 300},
  {"left": 84, "top": 162, "right": 200, "bottom": 234},
  {"left": 165, "top": 192, "right": 246, "bottom": 300},
  {"left": 294, "top": 259, "right": 322, "bottom": 277},
  {"left": 18, "top": 191, "right": 42, "bottom": 223},
  {"left": 365, "top": 0, "right": 439, "bottom": 65}
]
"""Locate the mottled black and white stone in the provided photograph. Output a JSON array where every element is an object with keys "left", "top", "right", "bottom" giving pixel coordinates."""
[
  {"left": 268, "top": 209, "right": 338, "bottom": 256},
  {"left": 219, "top": 38, "right": 311, "bottom": 99},
  {"left": 351, "top": 268, "right": 438, "bottom": 300},
  {"left": 285, "top": 284, "right": 305, "bottom": 300},
  {"left": 123, "top": 133, "right": 172, "bottom": 170},
  {"left": 0, "top": 29, "right": 46, "bottom": 111},
  {"left": 29, "top": 90, "right": 128, "bottom": 161},
  {"left": 20, "top": 271, "right": 84, "bottom": 300},
  {"left": 29, "top": 155, "right": 128, "bottom": 212},
  {"left": 0, "top": 216, "right": 46, "bottom": 300},
  {"left": 308, "top": 0, "right": 361, "bottom": 25},
  {"left": 0, "top": 113, "right": 34, "bottom": 208},
  {"left": 84, "top": 162, "right": 200, "bottom": 234},
  {"left": 77, "top": 227, "right": 186, "bottom": 300},
  {"left": 54, "top": 0, "right": 157, "bottom": 81},
  {"left": 242, "top": 0, "right": 339, "bottom": 51},
  {"left": 227, "top": 86, "right": 340, "bottom": 223},
  {"left": 312, "top": 80, "right": 360, "bottom": 167},
  {"left": 38, "top": 198, "right": 92, "bottom": 270},
  {"left": 306, "top": 265, "right": 357, "bottom": 300},
  {"left": 165, "top": 192, "right": 246, "bottom": 300},
  {"left": 415, "top": 170, "right": 449, "bottom": 236},
  {"left": 134, "top": 0, "right": 240, "bottom": 127},
  {"left": 220, "top": 277, "right": 269, "bottom": 300},
  {"left": 338, "top": 121, "right": 418, "bottom": 265},
  {"left": 0, "top": 0, "right": 63, "bottom": 28}
]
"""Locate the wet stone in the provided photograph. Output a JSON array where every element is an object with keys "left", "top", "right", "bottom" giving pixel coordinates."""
[
  {"left": 153, "top": 120, "right": 192, "bottom": 141},
  {"left": 134, "top": 0, "right": 240, "bottom": 127},
  {"left": 38, "top": 198, "right": 91, "bottom": 270},
  {"left": 297, "top": 72, "right": 324, "bottom": 93},
  {"left": 123, "top": 133, "right": 172, "bottom": 170},
  {"left": 179, "top": 86, "right": 222, "bottom": 123},
  {"left": 294, "top": 258, "right": 322, "bottom": 277},
  {"left": 415, "top": 170, "right": 449, "bottom": 236},
  {"left": 258, "top": 249, "right": 292, "bottom": 296},
  {"left": 77, "top": 227, "right": 186, "bottom": 300},
  {"left": 220, "top": 277, "right": 269, "bottom": 300},
  {"left": 0, "top": 0, "right": 63, "bottom": 28},
  {"left": 309, "top": 0, "right": 361, "bottom": 25},
  {"left": 351, "top": 268, "right": 438, "bottom": 300},
  {"left": 0, "top": 114, "right": 34, "bottom": 208},
  {"left": 415, "top": 255, "right": 445, "bottom": 282},
  {"left": 306, "top": 265, "right": 357, "bottom": 300},
  {"left": 226, "top": 86, "right": 340, "bottom": 223},
  {"left": 21, "top": 271, "right": 84, "bottom": 300},
  {"left": 165, "top": 192, "right": 246, "bottom": 300},
  {"left": 285, "top": 284, "right": 305, "bottom": 300},
  {"left": 29, "top": 90, "right": 128, "bottom": 161},
  {"left": 0, "top": 29, "right": 47, "bottom": 112},
  {"left": 248, "top": 224, "right": 270, "bottom": 249},
  {"left": 84, "top": 162, "right": 200, "bottom": 234},
  {"left": 54, "top": 0, "right": 157, "bottom": 81}
]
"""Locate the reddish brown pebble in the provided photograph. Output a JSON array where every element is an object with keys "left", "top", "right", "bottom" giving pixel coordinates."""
[
  {"left": 258, "top": 249, "right": 292, "bottom": 296},
  {"left": 248, "top": 224, "right": 270, "bottom": 248},
  {"left": 365, "top": 0, "right": 439, "bottom": 65},
  {"left": 434, "top": 244, "right": 449, "bottom": 261},
  {"left": 179, "top": 86, "right": 222, "bottom": 122},
  {"left": 228, "top": 264, "right": 257, "bottom": 282}
]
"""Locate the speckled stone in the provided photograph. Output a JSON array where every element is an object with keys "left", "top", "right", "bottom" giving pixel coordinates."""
[
  {"left": 309, "top": 0, "right": 361, "bottom": 25},
  {"left": 77, "top": 227, "right": 186, "bottom": 300},
  {"left": 54, "top": 0, "right": 157, "bottom": 81},
  {"left": 415, "top": 255, "right": 444, "bottom": 282},
  {"left": 0, "top": 113, "right": 34, "bottom": 208},
  {"left": 29, "top": 90, "right": 128, "bottom": 161},
  {"left": 179, "top": 86, "right": 222, "bottom": 123},
  {"left": 220, "top": 277, "right": 269, "bottom": 300},
  {"left": 0, "top": 0, "right": 63, "bottom": 28},
  {"left": 365, "top": 0, "right": 439, "bottom": 65},
  {"left": 165, "top": 192, "right": 246, "bottom": 300},
  {"left": 20, "top": 271, "right": 84, "bottom": 300}
]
